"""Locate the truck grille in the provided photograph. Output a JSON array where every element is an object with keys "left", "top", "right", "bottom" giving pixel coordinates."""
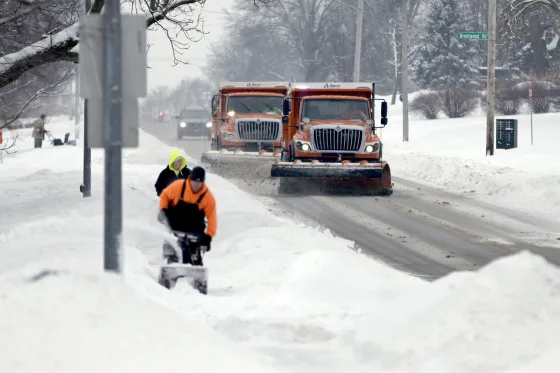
[
  {"left": 312, "top": 127, "right": 363, "bottom": 151},
  {"left": 236, "top": 120, "right": 280, "bottom": 141}
]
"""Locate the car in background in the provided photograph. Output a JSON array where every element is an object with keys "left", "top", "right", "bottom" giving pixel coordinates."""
[{"left": 176, "top": 106, "right": 212, "bottom": 140}]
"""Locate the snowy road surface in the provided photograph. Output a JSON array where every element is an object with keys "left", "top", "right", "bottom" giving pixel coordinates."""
[{"left": 140, "top": 118, "right": 560, "bottom": 279}]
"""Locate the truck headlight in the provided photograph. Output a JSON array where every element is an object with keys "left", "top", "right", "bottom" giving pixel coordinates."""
[
  {"left": 180, "top": 121, "right": 187, "bottom": 128},
  {"left": 206, "top": 121, "right": 212, "bottom": 128},
  {"left": 296, "top": 141, "right": 312, "bottom": 152},
  {"left": 365, "top": 143, "right": 380, "bottom": 153}
]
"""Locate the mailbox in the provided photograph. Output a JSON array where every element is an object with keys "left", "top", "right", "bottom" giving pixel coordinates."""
[{"left": 496, "top": 119, "right": 518, "bottom": 150}]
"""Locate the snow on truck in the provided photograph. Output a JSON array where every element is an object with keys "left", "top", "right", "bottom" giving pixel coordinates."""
[
  {"left": 271, "top": 82, "right": 393, "bottom": 195},
  {"left": 200, "top": 82, "right": 289, "bottom": 174}
]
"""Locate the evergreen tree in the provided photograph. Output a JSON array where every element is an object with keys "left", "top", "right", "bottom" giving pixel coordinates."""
[{"left": 412, "top": 0, "right": 479, "bottom": 90}]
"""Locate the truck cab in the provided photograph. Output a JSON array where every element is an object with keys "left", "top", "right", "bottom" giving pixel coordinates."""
[
  {"left": 209, "top": 82, "right": 289, "bottom": 152},
  {"left": 280, "top": 82, "right": 388, "bottom": 163}
]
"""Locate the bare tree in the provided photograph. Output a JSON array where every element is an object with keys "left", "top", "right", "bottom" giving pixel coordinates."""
[
  {"left": 505, "top": 0, "right": 560, "bottom": 16},
  {"left": 0, "top": 132, "right": 18, "bottom": 162},
  {"left": 0, "top": 0, "right": 274, "bottom": 90},
  {"left": 0, "top": 63, "right": 73, "bottom": 130}
]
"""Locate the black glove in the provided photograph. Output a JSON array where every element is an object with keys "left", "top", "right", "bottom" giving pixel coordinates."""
[{"left": 200, "top": 233, "right": 212, "bottom": 252}]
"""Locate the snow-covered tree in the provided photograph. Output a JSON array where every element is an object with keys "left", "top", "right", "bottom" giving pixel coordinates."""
[
  {"left": 411, "top": 0, "right": 480, "bottom": 91},
  {"left": 0, "top": 0, "right": 275, "bottom": 91}
]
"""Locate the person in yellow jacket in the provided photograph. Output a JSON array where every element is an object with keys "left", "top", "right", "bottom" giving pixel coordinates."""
[
  {"left": 154, "top": 149, "right": 190, "bottom": 196},
  {"left": 158, "top": 166, "right": 217, "bottom": 254}
]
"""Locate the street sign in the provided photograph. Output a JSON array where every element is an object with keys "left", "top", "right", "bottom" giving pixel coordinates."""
[
  {"left": 87, "top": 97, "right": 139, "bottom": 148},
  {"left": 458, "top": 32, "right": 488, "bottom": 40},
  {"left": 79, "top": 14, "right": 147, "bottom": 98}
]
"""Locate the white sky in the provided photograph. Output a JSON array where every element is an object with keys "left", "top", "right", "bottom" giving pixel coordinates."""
[{"left": 146, "top": 0, "right": 235, "bottom": 91}]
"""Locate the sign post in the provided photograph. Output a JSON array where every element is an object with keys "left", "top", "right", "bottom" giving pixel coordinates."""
[
  {"left": 79, "top": 13, "right": 147, "bottom": 272},
  {"left": 529, "top": 82, "right": 533, "bottom": 145}
]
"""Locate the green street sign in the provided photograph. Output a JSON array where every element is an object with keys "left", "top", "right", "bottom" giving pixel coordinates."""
[{"left": 458, "top": 32, "right": 488, "bottom": 40}]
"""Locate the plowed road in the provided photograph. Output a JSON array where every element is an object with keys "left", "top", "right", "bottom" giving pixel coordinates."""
[{"left": 143, "top": 120, "right": 560, "bottom": 279}]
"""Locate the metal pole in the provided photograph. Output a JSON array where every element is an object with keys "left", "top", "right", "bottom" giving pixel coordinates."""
[
  {"left": 401, "top": 0, "right": 409, "bottom": 142},
  {"left": 530, "top": 82, "right": 533, "bottom": 145},
  {"left": 74, "top": 75, "right": 80, "bottom": 139},
  {"left": 486, "top": 0, "right": 496, "bottom": 156},
  {"left": 103, "top": 0, "right": 123, "bottom": 272},
  {"left": 81, "top": 0, "right": 92, "bottom": 198},
  {"left": 353, "top": 0, "right": 364, "bottom": 82}
]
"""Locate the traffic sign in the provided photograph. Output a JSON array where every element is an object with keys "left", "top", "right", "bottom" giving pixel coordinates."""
[{"left": 458, "top": 32, "right": 488, "bottom": 40}]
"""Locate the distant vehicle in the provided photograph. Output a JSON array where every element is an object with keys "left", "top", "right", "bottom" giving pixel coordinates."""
[{"left": 177, "top": 106, "right": 212, "bottom": 140}]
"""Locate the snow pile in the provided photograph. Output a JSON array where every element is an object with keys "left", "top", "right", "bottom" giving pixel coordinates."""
[
  {"left": 379, "top": 97, "right": 560, "bottom": 219},
  {"left": 4, "top": 118, "right": 560, "bottom": 373},
  {"left": 0, "top": 119, "right": 425, "bottom": 373},
  {"left": 0, "top": 253, "right": 280, "bottom": 373},
  {"left": 354, "top": 250, "right": 560, "bottom": 373}
]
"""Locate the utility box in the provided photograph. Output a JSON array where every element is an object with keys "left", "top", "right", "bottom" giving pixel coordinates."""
[{"left": 496, "top": 118, "right": 518, "bottom": 149}]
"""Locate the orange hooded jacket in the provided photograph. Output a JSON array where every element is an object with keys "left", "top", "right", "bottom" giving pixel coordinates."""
[{"left": 159, "top": 177, "right": 217, "bottom": 237}]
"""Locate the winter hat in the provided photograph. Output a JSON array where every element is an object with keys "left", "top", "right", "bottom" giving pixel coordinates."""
[{"left": 190, "top": 166, "right": 206, "bottom": 182}]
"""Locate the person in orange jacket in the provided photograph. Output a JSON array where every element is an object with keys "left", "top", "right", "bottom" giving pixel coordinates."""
[{"left": 158, "top": 166, "right": 217, "bottom": 255}]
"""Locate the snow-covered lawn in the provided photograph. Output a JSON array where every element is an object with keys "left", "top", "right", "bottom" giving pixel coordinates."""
[
  {"left": 379, "top": 96, "right": 560, "bottom": 220},
  {"left": 1, "top": 119, "right": 559, "bottom": 372},
  {"left": 0, "top": 115, "right": 78, "bottom": 157}
]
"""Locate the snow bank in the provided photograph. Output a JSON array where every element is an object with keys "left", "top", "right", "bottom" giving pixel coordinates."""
[
  {"left": 354, "top": 250, "right": 560, "bottom": 373},
  {"left": 0, "top": 251, "right": 279, "bottom": 373},
  {"left": 0, "top": 119, "right": 424, "bottom": 373},
  {"left": 379, "top": 97, "right": 560, "bottom": 220},
  {"left": 4, "top": 118, "right": 560, "bottom": 373}
]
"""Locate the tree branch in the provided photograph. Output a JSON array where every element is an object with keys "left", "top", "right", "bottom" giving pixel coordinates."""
[
  {"left": 0, "top": 68, "right": 72, "bottom": 130},
  {"left": 0, "top": 6, "right": 36, "bottom": 26},
  {"left": 146, "top": 0, "right": 200, "bottom": 27},
  {"left": 0, "top": 133, "right": 18, "bottom": 158}
]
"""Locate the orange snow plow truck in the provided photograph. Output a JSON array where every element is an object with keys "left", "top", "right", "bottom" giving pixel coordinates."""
[
  {"left": 271, "top": 82, "right": 393, "bottom": 195},
  {"left": 200, "top": 82, "right": 289, "bottom": 176}
]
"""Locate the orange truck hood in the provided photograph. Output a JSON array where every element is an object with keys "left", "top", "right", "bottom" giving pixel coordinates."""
[{"left": 230, "top": 113, "right": 281, "bottom": 120}]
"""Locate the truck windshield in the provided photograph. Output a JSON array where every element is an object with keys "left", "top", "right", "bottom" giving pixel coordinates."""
[
  {"left": 227, "top": 96, "right": 283, "bottom": 115},
  {"left": 302, "top": 99, "right": 370, "bottom": 121},
  {"left": 181, "top": 109, "right": 208, "bottom": 118}
]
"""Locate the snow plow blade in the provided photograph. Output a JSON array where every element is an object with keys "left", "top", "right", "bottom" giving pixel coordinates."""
[
  {"left": 158, "top": 264, "right": 208, "bottom": 294},
  {"left": 271, "top": 162, "right": 384, "bottom": 178},
  {"left": 271, "top": 161, "right": 393, "bottom": 195},
  {"left": 201, "top": 149, "right": 282, "bottom": 179}
]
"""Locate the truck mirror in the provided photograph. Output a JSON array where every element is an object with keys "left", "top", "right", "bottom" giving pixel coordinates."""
[
  {"left": 283, "top": 99, "right": 291, "bottom": 115},
  {"left": 381, "top": 117, "right": 388, "bottom": 125},
  {"left": 381, "top": 101, "right": 388, "bottom": 118},
  {"left": 211, "top": 95, "right": 219, "bottom": 117},
  {"left": 282, "top": 115, "right": 289, "bottom": 124}
]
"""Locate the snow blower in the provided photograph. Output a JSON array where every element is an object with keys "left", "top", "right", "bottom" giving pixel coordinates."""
[{"left": 157, "top": 231, "right": 208, "bottom": 295}]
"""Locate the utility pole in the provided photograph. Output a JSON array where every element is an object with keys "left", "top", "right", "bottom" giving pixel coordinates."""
[
  {"left": 353, "top": 0, "right": 364, "bottom": 82},
  {"left": 486, "top": 0, "right": 496, "bottom": 156},
  {"left": 74, "top": 75, "right": 80, "bottom": 139},
  {"left": 81, "top": 0, "right": 92, "bottom": 198},
  {"left": 103, "top": 0, "right": 123, "bottom": 272},
  {"left": 401, "top": 0, "right": 409, "bottom": 142}
]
